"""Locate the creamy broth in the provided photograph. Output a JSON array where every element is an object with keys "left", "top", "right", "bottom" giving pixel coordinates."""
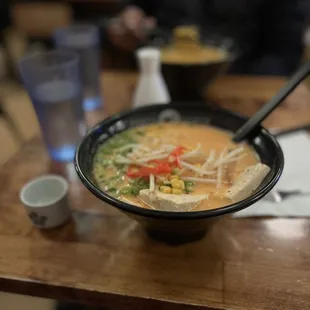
[
  {"left": 93, "top": 123, "right": 259, "bottom": 212},
  {"left": 160, "top": 25, "right": 227, "bottom": 65}
]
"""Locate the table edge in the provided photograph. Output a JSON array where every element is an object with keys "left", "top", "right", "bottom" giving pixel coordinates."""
[{"left": 0, "top": 276, "right": 223, "bottom": 310}]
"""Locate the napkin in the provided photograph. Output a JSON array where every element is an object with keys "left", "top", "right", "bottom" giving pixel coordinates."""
[{"left": 234, "top": 131, "right": 310, "bottom": 218}]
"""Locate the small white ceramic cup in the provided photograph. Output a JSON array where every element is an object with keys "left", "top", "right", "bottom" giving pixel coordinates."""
[{"left": 20, "top": 175, "right": 71, "bottom": 229}]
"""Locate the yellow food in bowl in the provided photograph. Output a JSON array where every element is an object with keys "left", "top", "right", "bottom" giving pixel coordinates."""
[{"left": 161, "top": 25, "right": 227, "bottom": 65}]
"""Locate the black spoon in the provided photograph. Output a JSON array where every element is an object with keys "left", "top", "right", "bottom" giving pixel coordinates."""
[{"left": 233, "top": 62, "right": 310, "bottom": 143}]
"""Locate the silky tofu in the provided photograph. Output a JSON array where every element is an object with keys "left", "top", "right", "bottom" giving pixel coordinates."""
[
  {"left": 139, "top": 189, "right": 208, "bottom": 212},
  {"left": 224, "top": 163, "right": 270, "bottom": 202}
]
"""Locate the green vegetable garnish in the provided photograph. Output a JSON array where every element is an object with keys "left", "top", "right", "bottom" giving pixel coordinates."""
[
  {"left": 98, "top": 130, "right": 138, "bottom": 156},
  {"left": 135, "top": 130, "right": 145, "bottom": 136},
  {"left": 119, "top": 178, "right": 149, "bottom": 197},
  {"left": 119, "top": 186, "right": 132, "bottom": 195},
  {"left": 106, "top": 175, "right": 119, "bottom": 181},
  {"left": 102, "top": 159, "right": 113, "bottom": 167},
  {"left": 172, "top": 167, "right": 180, "bottom": 174},
  {"left": 107, "top": 187, "right": 117, "bottom": 193},
  {"left": 184, "top": 180, "right": 194, "bottom": 193},
  {"left": 184, "top": 180, "right": 194, "bottom": 187},
  {"left": 93, "top": 127, "right": 150, "bottom": 197}
]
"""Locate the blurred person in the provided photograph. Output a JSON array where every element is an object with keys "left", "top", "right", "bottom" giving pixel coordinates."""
[
  {"left": 0, "top": 0, "right": 10, "bottom": 75},
  {"left": 107, "top": 0, "right": 310, "bottom": 108},
  {"left": 0, "top": 0, "right": 10, "bottom": 43}
]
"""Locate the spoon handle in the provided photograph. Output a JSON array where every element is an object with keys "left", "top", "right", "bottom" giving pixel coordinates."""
[{"left": 233, "top": 62, "right": 310, "bottom": 143}]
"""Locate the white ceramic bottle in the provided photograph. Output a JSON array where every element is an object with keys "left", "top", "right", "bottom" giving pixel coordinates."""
[{"left": 133, "top": 47, "right": 170, "bottom": 108}]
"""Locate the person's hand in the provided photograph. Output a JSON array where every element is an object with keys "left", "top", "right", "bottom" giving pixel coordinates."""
[
  {"left": 107, "top": 6, "right": 156, "bottom": 51},
  {"left": 283, "top": 83, "right": 310, "bottom": 110}
]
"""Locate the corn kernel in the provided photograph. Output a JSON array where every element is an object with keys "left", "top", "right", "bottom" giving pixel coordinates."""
[
  {"left": 172, "top": 188, "right": 183, "bottom": 195},
  {"left": 170, "top": 179, "right": 180, "bottom": 188},
  {"left": 160, "top": 186, "right": 172, "bottom": 194},
  {"left": 169, "top": 175, "right": 179, "bottom": 181},
  {"left": 171, "top": 179, "right": 185, "bottom": 190},
  {"left": 179, "top": 180, "right": 185, "bottom": 190}
]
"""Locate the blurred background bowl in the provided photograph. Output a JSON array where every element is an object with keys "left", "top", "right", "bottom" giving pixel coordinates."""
[{"left": 158, "top": 26, "right": 236, "bottom": 101}]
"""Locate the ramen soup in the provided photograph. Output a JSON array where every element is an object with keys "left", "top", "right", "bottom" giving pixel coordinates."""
[
  {"left": 161, "top": 45, "right": 227, "bottom": 65},
  {"left": 93, "top": 123, "right": 270, "bottom": 212},
  {"left": 161, "top": 25, "right": 227, "bottom": 65}
]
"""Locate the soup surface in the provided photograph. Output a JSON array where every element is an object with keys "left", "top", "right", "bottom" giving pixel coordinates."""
[
  {"left": 93, "top": 123, "right": 260, "bottom": 212},
  {"left": 160, "top": 25, "right": 227, "bottom": 65}
]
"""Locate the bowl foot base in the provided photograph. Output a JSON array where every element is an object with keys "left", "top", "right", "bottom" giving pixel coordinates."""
[{"left": 146, "top": 229, "right": 206, "bottom": 246}]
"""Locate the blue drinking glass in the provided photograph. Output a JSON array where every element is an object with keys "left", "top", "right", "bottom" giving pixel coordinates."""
[
  {"left": 54, "top": 24, "right": 103, "bottom": 111},
  {"left": 19, "top": 50, "right": 86, "bottom": 162}
]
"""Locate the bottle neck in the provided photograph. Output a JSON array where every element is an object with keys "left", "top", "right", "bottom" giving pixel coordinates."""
[
  {"left": 139, "top": 57, "right": 160, "bottom": 74},
  {"left": 136, "top": 47, "right": 161, "bottom": 74}
]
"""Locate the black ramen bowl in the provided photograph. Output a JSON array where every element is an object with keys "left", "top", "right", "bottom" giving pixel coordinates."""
[{"left": 75, "top": 104, "right": 284, "bottom": 244}]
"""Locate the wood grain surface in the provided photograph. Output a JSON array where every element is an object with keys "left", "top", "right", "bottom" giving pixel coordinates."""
[
  {"left": 1, "top": 72, "right": 310, "bottom": 310},
  {"left": 207, "top": 75, "right": 310, "bottom": 134}
]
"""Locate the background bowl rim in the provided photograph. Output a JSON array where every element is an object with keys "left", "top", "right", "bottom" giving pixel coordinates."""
[
  {"left": 160, "top": 33, "right": 239, "bottom": 67},
  {"left": 161, "top": 51, "right": 237, "bottom": 67},
  {"left": 75, "top": 104, "right": 284, "bottom": 220}
]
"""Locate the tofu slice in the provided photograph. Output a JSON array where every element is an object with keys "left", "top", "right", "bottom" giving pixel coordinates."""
[
  {"left": 224, "top": 163, "right": 270, "bottom": 202},
  {"left": 139, "top": 190, "right": 208, "bottom": 212}
]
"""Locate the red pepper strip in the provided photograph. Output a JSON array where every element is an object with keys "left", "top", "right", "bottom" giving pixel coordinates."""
[
  {"left": 151, "top": 157, "right": 178, "bottom": 168},
  {"left": 170, "top": 146, "right": 186, "bottom": 157},
  {"left": 169, "top": 146, "right": 186, "bottom": 167},
  {"left": 154, "top": 163, "right": 171, "bottom": 174},
  {"left": 127, "top": 164, "right": 172, "bottom": 178},
  {"left": 126, "top": 146, "right": 185, "bottom": 178},
  {"left": 127, "top": 166, "right": 152, "bottom": 178},
  {"left": 127, "top": 166, "right": 141, "bottom": 178},
  {"left": 176, "top": 156, "right": 181, "bottom": 167},
  {"left": 151, "top": 146, "right": 185, "bottom": 167}
]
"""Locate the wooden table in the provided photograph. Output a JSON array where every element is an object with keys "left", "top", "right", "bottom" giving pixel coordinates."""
[{"left": 1, "top": 72, "right": 310, "bottom": 310}]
